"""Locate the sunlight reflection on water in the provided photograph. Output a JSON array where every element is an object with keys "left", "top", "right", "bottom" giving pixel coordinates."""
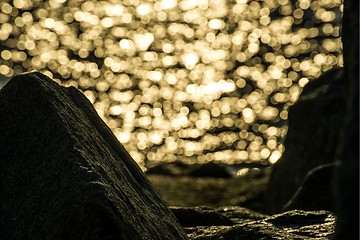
[{"left": 0, "top": 0, "right": 342, "bottom": 170}]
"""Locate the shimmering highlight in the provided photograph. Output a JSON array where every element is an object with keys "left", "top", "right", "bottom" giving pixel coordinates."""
[{"left": 0, "top": 0, "right": 342, "bottom": 169}]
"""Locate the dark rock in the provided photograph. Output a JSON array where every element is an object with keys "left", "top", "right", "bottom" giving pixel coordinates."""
[
  {"left": 282, "top": 163, "right": 335, "bottom": 212},
  {"left": 175, "top": 207, "right": 335, "bottom": 240},
  {"left": 0, "top": 72, "right": 188, "bottom": 239},
  {"left": 335, "top": 0, "right": 359, "bottom": 238},
  {"left": 264, "top": 210, "right": 335, "bottom": 239},
  {"left": 265, "top": 67, "right": 345, "bottom": 214},
  {"left": 188, "top": 162, "right": 233, "bottom": 178},
  {"left": 214, "top": 206, "right": 268, "bottom": 223},
  {"left": 146, "top": 161, "right": 192, "bottom": 176},
  {"left": 170, "top": 206, "right": 235, "bottom": 227}
]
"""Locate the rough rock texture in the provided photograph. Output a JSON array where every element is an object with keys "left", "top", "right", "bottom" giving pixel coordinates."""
[
  {"left": 170, "top": 207, "right": 235, "bottom": 227},
  {"left": 0, "top": 72, "right": 188, "bottom": 240},
  {"left": 172, "top": 206, "right": 335, "bottom": 240},
  {"left": 265, "top": 67, "right": 345, "bottom": 214}
]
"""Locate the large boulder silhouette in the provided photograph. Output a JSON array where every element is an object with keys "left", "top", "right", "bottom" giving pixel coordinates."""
[
  {"left": 265, "top": 67, "right": 345, "bottom": 214},
  {"left": 0, "top": 72, "right": 188, "bottom": 240},
  {"left": 335, "top": 0, "right": 359, "bottom": 238}
]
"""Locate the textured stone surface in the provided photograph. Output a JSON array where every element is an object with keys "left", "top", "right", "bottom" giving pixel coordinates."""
[
  {"left": 0, "top": 72, "right": 188, "bottom": 240},
  {"left": 172, "top": 207, "right": 335, "bottom": 240},
  {"left": 265, "top": 67, "right": 345, "bottom": 214},
  {"left": 170, "top": 206, "right": 235, "bottom": 227}
]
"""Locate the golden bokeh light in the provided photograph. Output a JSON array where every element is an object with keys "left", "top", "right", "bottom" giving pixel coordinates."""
[{"left": 0, "top": 0, "right": 342, "bottom": 169}]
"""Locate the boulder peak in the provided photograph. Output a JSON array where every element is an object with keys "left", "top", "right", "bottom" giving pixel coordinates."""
[{"left": 0, "top": 72, "right": 188, "bottom": 240}]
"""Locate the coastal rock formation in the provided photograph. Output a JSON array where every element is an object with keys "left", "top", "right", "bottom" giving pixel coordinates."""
[
  {"left": 0, "top": 72, "right": 188, "bottom": 239},
  {"left": 265, "top": 1, "right": 358, "bottom": 238},
  {"left": 170, "top": 206, "right": 235, "bottom": 227},
  {"left": 0, "top": 71, "right": 339, "bottom": 239},
  {"left": 265, "top": 67, "right": 345, "bottom": 214},
  {"left": 172, "top": 206, "right": 335, "bottom": 240},
  {"left": 282, "top": 163, "right": 335, "bottom": 212},
  {"left": 335, "top": 0, "right": 359, "bottom": 238}
]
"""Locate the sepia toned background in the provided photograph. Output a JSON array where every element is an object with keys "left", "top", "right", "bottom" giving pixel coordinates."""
[{"left": 0, "top": 0, "right": 342, "bottom": 171}]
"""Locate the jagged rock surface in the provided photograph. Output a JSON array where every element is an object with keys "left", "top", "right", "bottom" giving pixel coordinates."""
[
  {"left": 172, "top": 206, "right": 335, "bottom": 240},
  {"left": 170, "top": 206, "right": 236, "bottom": 227},
  {"left": 0, "top": 72, "right": 188, "bottom": 240}
]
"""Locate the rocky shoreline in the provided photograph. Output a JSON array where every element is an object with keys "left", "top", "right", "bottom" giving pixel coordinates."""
[
  {"left": 0, "top": 72, "right": 353, "bottom": 239},
  {"left": 146, "top": 165, "right": 336, "bottom": 239},
  {"left": 146, "top": 162, "right": 270, "bottom": 210},
  {"left": 177, "top": 207, "right": 335, "bottom": 240}
]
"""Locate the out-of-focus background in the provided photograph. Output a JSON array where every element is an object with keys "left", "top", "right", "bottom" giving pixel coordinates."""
[{"left": 0, "top": 0, "right": 342, "bottom": 171}]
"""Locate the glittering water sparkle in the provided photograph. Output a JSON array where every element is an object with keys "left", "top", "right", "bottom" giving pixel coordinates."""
[{"left": 0, "top": 0, "right": 342, "bottom": 170}]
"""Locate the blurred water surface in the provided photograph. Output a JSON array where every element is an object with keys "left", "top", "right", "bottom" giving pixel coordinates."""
[{"left": 0, "top": 0, "right": 342, "bottom": 170}]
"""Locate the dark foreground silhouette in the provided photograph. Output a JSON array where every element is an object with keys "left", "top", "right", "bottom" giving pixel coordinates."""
[
  {"left": 0, "top": 72, "right": 187, "bottom": 240},
  {"left": 0, "top": 72, "right": 338, "bottom": 239}
]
